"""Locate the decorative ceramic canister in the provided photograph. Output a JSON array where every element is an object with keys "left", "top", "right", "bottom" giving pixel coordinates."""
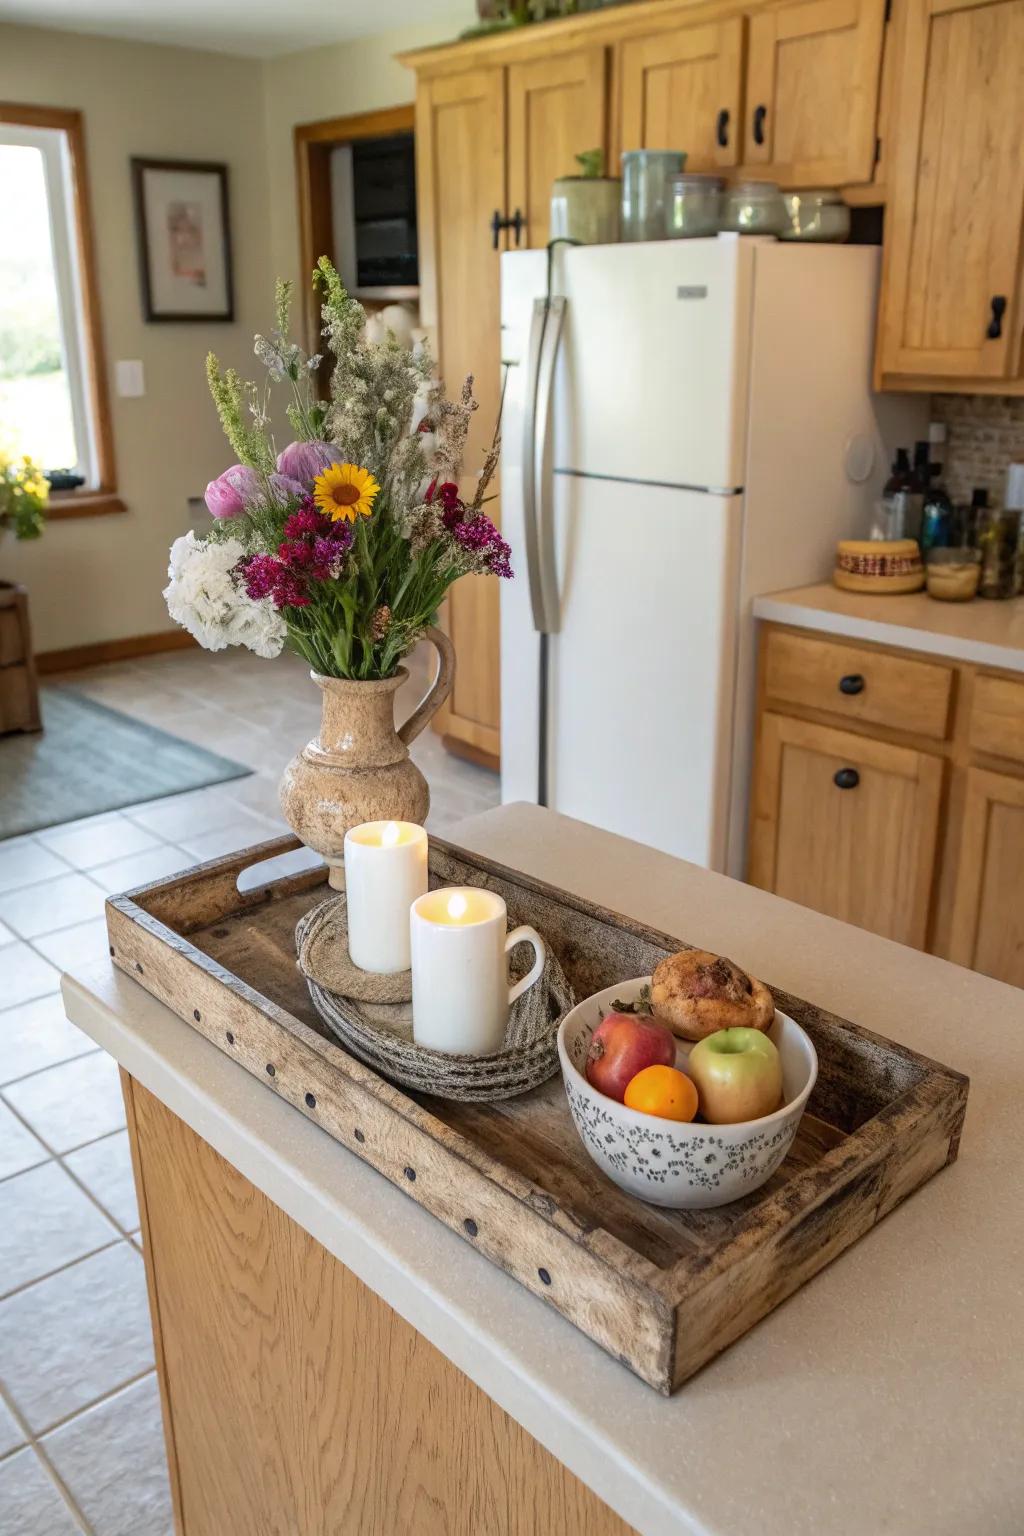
[{"left": 279, "top": 627, "right": 454, "bottom": 889}]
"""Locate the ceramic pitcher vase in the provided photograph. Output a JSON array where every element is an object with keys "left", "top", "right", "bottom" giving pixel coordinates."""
[{"left": 279, "top": 627, "right": 454, "bottom": 889}]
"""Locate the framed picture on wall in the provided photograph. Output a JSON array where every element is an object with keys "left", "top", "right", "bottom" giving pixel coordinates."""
[{"left": 131, "top": 157, "right": 234, "bottom": 322}]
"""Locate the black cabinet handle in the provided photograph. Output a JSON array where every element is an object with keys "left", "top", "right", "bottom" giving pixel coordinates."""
[
  {"left": 716, "top": 108, "right": 730, "bottom": 148},
  {"left": 491, "top": 209, "right": 526, "bottom": 250},
  {"left": 839, "top": 673, "right": 865, "bottom": 695},
  {"left": 752, "top": 104, "right": 767, "bottom": 146},
  {"left": 834, "top": 767, "right": 860, "bottom": 790},
  {"left": 987, "top": 295, "right": 1007, "bottom": 340}
]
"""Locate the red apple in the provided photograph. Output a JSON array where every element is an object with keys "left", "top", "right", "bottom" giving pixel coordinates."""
[{"left": 585, "top": 1012, "right": 675, "bottom": 1102}]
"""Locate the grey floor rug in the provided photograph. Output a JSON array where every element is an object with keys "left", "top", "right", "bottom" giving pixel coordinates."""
[{"left": 0, "top": 686, "right": 252, "bottom": 840}]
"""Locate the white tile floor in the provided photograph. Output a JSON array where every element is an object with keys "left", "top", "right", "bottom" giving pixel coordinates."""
[{"left": 0, "top": 641, "right": 499, "bottom": 1533}]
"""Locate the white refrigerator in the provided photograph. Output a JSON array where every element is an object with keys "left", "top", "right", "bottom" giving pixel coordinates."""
[{"left": 499, "top": 236, "right": 925, "bottom": 876}]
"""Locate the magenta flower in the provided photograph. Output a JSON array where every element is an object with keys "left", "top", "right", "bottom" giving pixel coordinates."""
[
  {"left": 276, "top": 440, "right": 342, "bottom": 486},
  {"left": 205, "top": 464, "right": 261, "bottom": 519},
  {"left": 452, "top": 514, "right": 513, "bottom": 579}
]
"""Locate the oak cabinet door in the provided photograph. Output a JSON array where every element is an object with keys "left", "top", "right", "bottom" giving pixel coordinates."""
[
  {"left": 878, "top": 0, "right": 1024, "bottom": 383},
  {"left": 743, "top": 0, "right": 886, "bottom": 185},
  {"left": 618, "top": 19, "right": 744, "bottom": 170},
  {"left": 749, "top": 714, "right": 943, "bottom": 948},
  {"left": 416, "top": 69, "right": 506, "bottom": 759},
  {"left": 508, "top": 49, "right": 608, "bottom": 250},
  {"left": 949, "top": 769, "right": 1024, "bottom": 988}
]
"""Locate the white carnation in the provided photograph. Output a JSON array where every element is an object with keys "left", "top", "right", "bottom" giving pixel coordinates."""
[{"left": 163, "top": 531, "right": 286, "bottom": 659}]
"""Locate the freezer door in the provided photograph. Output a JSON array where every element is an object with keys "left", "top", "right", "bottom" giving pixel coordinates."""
[
  {"left": 546, "top": 475, "right": 742, "bottom": 869},
  {"left": 550, "top": 237, "right": 754, "bottom": 492}
]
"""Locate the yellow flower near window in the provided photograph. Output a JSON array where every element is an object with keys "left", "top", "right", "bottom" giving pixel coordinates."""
[{"left": 313, "top": 462, "right": 380, "bottom": 523}]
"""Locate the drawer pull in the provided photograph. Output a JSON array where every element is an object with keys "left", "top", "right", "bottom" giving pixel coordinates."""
[
  {"left": 834, "top": 767, "right": 860, "bottom": 790},
  {"left": 838, "top": 673, "right": 865, "bottom": 695}
]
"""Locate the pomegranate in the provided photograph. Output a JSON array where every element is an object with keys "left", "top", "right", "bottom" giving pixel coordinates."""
[{"left": 585, "top": 1011, "right": 675, "bottom": 1103}]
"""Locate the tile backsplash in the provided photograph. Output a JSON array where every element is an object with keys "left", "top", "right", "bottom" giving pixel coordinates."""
[{"left": 931, "top": 396, "right": 1024, "bottom": 506}]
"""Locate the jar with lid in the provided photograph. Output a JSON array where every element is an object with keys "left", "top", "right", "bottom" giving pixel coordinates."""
[
  {"left": 977, "top": 503, "right": 1022, "bottom": 598},
  {"left": 719, "top": 181, "right": 786, "bottom": 235},
  {"left": 621, "top": 151, "right": 685, "bottom": 242},
  {"left": 665, "top": 174, "right": 723, "bottom": 238}
]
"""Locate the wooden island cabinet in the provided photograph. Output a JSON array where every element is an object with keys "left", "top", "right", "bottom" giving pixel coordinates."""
[{"left": 749, "top": 615, "right": 1024, "bottom": 989}]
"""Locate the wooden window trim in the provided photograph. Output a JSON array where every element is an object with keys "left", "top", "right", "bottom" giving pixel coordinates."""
[
  {"left": 293, "top": 103, "right": 415, "bottom": 347},
  {"left": 0, "top": 102, "right": 120, "bottom": 516}
]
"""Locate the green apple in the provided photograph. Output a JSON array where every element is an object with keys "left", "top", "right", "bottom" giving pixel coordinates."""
[{"left": 688, "top": 1027, "right": 782, "bottom": 1125}]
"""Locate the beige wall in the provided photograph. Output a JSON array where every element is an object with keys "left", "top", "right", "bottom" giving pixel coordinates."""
[
  {"left": 0, "top": 23, "right": 272, "bottom": 653},
  {"left": 261, "top": 11, "right": 473, "bottom": 302}
]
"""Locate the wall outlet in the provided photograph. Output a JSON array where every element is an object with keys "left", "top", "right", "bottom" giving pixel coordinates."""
[{"left": 115, "top": 360, "right": 145, "bottom": 397}]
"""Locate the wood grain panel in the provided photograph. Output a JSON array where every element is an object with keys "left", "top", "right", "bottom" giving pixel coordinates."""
[
  {"left": 750, "top": 712, "right": 943, "bottom": 948},
  {"left": 763, "top": 628, "right": 953, "bottom": 741},
  {"left": 416, "top": 68, "right": 505, "bottom": 757},
  {"left": 618, "top": 18, "right": 744, "bottom": 170},
  {"left": 879, "top": 0, "right": 1024, "bottom": 381},
  {"left": 508, "top": 48, "right": 608, "bottom": 250},
  {"left": 742, "top": 0, "right": 886, "bottom": 185},
  {"left": 949, "top": 767, "right": 1024, "bottom": 987},
  {"left": 125, "top": 1077, "right": 632, "bottom": 1536},
  {"left": 968, "top": 673, "right": 1024, "bottom": 765}
]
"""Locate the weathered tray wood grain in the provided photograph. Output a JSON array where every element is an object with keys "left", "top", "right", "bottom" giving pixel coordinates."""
[{"left": 105, "top": 834, "right": 969, "bottom": 1394}]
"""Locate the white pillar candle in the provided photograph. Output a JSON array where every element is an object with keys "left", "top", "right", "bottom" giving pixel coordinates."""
[
  {"left": 411, "top": 887, "right": 546, "bottom": 1056},
  {"left": 344, "top": 821, "right": 428, "bottom": 975}
]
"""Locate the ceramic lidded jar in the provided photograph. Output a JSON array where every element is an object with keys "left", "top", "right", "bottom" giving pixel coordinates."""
[{"left": 279, "top": 627, "right": 454, "bottom": 889}]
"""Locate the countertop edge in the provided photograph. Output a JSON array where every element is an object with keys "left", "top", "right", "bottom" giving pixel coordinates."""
[
  {"left": 61, "top": 967, "right": 703, "bottom": 1536},
  {"left": 752, "top": 593, "right": 1024, "bottom": 673}
]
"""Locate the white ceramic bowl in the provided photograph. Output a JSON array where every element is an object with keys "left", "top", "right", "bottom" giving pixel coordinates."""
[{"left": 557, "top": 977, "right": 818, "bottom": 1210}]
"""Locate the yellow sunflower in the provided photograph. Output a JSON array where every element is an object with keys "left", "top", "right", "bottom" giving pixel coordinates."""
[{"left": 313, "top": 462, "right": 380, "bottom": 523}]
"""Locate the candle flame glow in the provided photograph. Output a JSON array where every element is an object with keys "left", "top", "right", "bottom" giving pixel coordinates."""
[
  {"left": 447, "top": 892, "right": 468, "bottom": 921},
  {"left": 381, "top": 821, "right": 401, "bottom": 848}
]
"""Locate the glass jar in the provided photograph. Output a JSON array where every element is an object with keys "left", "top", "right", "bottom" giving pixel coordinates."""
[
  {"left": 977, "top": 507, "right": 1021, "bottom": 598},
  {"left": 665, "top": 174, "right": 723, "bottom": 238},
  {"left": 621, "top": 151, "right": 685, "bottom": 242},
  {"left": 925, "top": 548, "right": 981, "bottom": 603},
  {"left": 550, "top": 177, "right": 621, "bottom": 245},
  {"left": 719, "top": 181, "right": 786, "bottom": 236}
]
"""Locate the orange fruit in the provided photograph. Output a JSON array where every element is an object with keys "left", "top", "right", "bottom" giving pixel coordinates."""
[{"left": 623, "top": 1064, "right": 698, "bottom": 1123}]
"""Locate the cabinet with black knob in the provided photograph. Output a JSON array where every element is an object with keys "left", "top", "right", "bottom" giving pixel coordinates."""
[{"left": 878, "top": 0, "right": 1024, "bottom": 391}]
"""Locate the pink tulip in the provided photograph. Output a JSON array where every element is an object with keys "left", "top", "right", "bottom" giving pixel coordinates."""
[
  {"left": 268, "top": 474, "right": 306, "bottom": 505},
  {"left": 276, "top": 440, "right": 341, "bottom": 486},
  {"left": 205, "top": 464, "right": 260, "bottom": 519}
]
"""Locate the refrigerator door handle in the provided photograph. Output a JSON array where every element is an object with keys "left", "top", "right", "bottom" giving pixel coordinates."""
[
  {"left": 532, "top": 294, "right": 566, "bottom": 636},
  {"left": 521, "top": 299, "right": 548, "bottom": 636}
]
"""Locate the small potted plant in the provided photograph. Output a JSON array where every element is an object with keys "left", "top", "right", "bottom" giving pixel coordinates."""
[{"left": 0, "top": 451, "right": 47, "bottom": 734}]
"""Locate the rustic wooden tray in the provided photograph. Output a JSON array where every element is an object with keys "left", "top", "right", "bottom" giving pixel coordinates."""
[{"left": 105, "top": 834, "right": 969, "bottom": 1395}]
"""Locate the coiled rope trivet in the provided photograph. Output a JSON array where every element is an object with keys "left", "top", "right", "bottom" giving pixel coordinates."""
[{"left": 296, "top": 893, "right": 574, "bottom": 1102}]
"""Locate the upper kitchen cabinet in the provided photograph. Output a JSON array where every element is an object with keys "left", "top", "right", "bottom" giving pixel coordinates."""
[
  {"left": 742, "top": 0, "right": 887, "bottom": 185},
  {"left": 508, "top": 49, "right": 608, "bottom": 249},
  {"left": 877, "top": 0, "right": 1024, "bottom": 391},
  {"left": 415, "top": 67, "right": 507, "bottom": 761},
  {"left": 617, "top": 17, "right": 744, "bottom": 170}
]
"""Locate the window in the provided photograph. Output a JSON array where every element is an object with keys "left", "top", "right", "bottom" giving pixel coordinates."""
[{"left": 0, "top": 106, "right": 117, "bottom": 508}]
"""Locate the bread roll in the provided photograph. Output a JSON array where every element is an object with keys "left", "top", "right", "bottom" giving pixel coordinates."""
[{"left": 650, "top": 950, "right": 774, "bottom": 1042}]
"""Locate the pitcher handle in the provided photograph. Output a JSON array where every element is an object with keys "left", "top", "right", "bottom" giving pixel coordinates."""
[
  {"left": 398, "top": 625, "right": 456, "bottom": 747},
  {"left": 506, "top": 925, "right": 546, "bottom": 1008}
]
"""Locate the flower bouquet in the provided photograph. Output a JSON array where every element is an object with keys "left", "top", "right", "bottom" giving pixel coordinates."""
[{"left": 165, "top": 258, "right": 511, "bottom": 881}]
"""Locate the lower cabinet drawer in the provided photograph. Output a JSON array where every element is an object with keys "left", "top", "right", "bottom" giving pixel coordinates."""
[
  {"left": 763, "top": 628, "right": 954, "bottom": 741},
  {"left": 968, "top": 673, "right": 1024, "bottom": 765},
  {"left": 749, "top": 713, "right": 944, "bottom": 950}
]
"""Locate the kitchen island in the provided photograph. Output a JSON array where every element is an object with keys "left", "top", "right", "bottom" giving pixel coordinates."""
[{"left": 64, "top": 805, "right": 1023, "bottom": 1536}]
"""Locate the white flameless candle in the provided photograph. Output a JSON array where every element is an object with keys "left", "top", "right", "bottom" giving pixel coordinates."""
[
  {"left": 410, "top": 887, "right": 546, "bottom": 1055},
  {"left": 344, "top": 820, "right": 428, "bottom": 974}
]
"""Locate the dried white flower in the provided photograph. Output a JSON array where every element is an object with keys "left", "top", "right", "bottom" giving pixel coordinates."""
[{"left": 164, "top": 532, "right": 286, "bottom": 659}]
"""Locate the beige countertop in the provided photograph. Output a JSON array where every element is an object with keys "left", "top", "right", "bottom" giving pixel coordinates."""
[
  {"left": 63, "top": 805, "right": 1024, "bottom": 1536},
  {"left": 754, "top": 581, "right": 1024, "bottom": 670}
]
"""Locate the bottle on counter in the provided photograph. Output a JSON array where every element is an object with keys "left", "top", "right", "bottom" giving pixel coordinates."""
[
  {"left": 873, "top": 448, "right": 914, "bottom": 540},
  {"left": 975, "top": 489, "right": 1021, "bottom": 600},
  {"left": 920, "top": 463, "right": 954, "bottom": 552},
  {"left": 1005, "top": 463, "right": 1024, "bottom": 596},
  {"left": 960, "top": 486, "right": 989, "bottom": 549}
]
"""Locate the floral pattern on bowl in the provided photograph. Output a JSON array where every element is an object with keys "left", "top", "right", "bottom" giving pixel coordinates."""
[{"left": 557, "top": 977, "right": 818, "bottom": 1210}]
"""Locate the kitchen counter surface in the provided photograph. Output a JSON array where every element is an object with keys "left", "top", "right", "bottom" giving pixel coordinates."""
[
  {"left": 63, "top": 805, "right": 1024, "bottom": 1536},
  {"left": 754, "top": 581, "right": 1024, "bottom": 670}
]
